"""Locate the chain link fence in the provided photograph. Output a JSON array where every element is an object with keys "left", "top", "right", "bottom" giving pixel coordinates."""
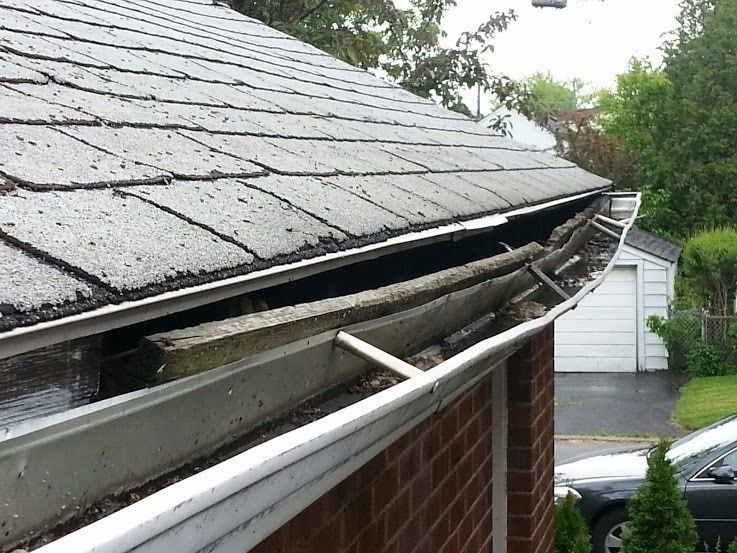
[
  {"left": 664, "top": 309, "right": 702, "bottom": 373},
  {"left": 703, "top": 313, "right": 737, "bottom": 345},
  {"left": 664, "top": 309, "right": 737, "bottom": 373}
]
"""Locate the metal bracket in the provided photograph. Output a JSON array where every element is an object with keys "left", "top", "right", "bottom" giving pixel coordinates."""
[
  {"left": 590, "top": 220, "right": 622, "bottom": 240},
  {"left": 334, "top": 331, "right": 425, "bottom": 380},
  {"left": 595, "top": 213, "right": 628, "bottom": 229},
  {"left": 499, "top": 242, "right": 570, "bottom": 301}
]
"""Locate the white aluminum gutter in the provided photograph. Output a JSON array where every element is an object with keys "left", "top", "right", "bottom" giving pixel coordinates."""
[
  {"left": 0, "top": 188, "right": 607, "bottom": 361},
  {"left": 35, "top": 192, "right": 640, "bottom": 553}
]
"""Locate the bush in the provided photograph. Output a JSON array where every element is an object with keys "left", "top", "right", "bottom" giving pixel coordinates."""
[
  {"left": 728, "top": 537, "right": 737, "bottom": 553},
  {"left": 622, "top": 440, "right": 698, "bottom": 553},
  {"left": 681, "top": 229, "right": 737, "bottom": 316},
  {"left": 686, "top": 341, "right": 725, "bottom": 377},
  {"left": 555, "top": 493, "right": 591, "bottom": 553},
  {"left": 648, "top": 314, "right": 705, "bottom": 375}
]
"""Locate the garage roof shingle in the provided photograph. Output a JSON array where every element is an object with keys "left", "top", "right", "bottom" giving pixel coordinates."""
[{"left": 0, "top": 0, "right": 611, "bottom": 331}]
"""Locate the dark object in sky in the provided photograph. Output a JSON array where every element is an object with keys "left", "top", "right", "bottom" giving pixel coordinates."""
[{"left": 532, "top": 0, "right": 568, "bottom": 8}]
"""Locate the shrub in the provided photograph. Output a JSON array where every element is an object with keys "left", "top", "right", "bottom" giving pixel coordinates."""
[
  {"left": 686, "top": 341, "right": 725, "bottom": 377},
  {"left": 647, "top": 314, "right": 709, "bottom": 375},
  {"left": 728, "top": 537, "right": 737, "bottom": 553},
  {"left": 681, "top": 228, "right": 737, "bottom": 316},
  {"left": 555, "top": 493, "right": 591, "bottom": 553},
  {"left": 622, "top": 440, "right": 698, "bottom": 553}
]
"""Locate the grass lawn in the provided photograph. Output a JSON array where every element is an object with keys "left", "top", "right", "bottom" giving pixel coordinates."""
[{"left": 675, "top": 375, "right": 737, "bottom": 430}]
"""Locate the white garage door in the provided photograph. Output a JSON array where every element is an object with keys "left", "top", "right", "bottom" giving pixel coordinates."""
[{"left": 555, "top": 266, "right": 638, "bottom": 372}]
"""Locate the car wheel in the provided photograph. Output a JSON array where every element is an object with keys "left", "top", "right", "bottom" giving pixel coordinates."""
[{"left": 591, "top": 506, "right": 629, "bottom": 553}]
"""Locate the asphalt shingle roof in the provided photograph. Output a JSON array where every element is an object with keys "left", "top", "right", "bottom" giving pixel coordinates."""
[
  {"left": 0, "top": 0, "right": 612, "bottom": 331},
  {"left": 625, "top": 228, "right": 682, "bottom": 263}
]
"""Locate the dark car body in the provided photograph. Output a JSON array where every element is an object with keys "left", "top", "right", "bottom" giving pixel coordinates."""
[{"left": 555, "top": 416, "right": 737, "bottom": 552}]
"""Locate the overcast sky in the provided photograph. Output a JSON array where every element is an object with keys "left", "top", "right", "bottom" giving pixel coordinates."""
[{"left": 439, "top": 0, "right": 681, "bottom": 111}]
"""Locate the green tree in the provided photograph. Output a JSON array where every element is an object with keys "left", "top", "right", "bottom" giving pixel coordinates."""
[
  {"left": 597, "top": 0, "right": 737, "bottom": 238},
  {"left": 230, "top": 0, "right": 524, "bottom": 118},
  {"left": 728, "top": 536, "right": 737, "bottom": 553},
  {"left": 597, "top": 59, "right": 674, "bottom": 235},
  {"left": 521, "top": 72, "right": 582, "bottom": 123},
  {"left": 555, "top": 494, "right": 592, "bottom": 553},
  {"left": 622, "top": 440, "right": 698, "bottom": 553}
]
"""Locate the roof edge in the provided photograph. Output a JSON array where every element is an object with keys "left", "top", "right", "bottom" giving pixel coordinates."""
[{"left": 0, "top": 187, "right": 610, "bottom": 361}]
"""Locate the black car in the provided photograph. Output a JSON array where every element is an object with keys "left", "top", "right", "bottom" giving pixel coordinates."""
[{"left": 555, "top": 415, "right": 737, "bottom": 553}]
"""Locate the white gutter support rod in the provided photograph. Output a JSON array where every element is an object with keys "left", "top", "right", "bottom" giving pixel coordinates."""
[{"left": 334, "top": 331, "right": 425, "bottom": 380}]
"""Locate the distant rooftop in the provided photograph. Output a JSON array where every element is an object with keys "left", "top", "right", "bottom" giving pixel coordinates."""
[
  {"left": 478, "top": 108, "right": 557, "bottom": 152},
  {"left": 0, "top": 0, "right": 610, "bottom": 332},
  {"left": 626, "top": 228, "right": 682, "bottom": 263}
]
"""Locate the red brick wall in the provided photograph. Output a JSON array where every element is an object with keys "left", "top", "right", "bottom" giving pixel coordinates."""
[
  {"left": 507, "top": 325, "right": 555, "bottom": 553},
  {"left": 252, "top": 378, "right": 495, "bottom": 553},
  {"left": 251, "top": 325, "right": 555, "bottom": 553}
]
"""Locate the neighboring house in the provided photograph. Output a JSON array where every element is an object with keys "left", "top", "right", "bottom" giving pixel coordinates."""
[
  {"left": 556, "top": 228, "right": 682, "bottom": 372},
  {"left": 478, "top": 108, "right": 558, "bottom": 153},
  {"left": 0, "top": 2, "right": 639, "bottom": 553}
]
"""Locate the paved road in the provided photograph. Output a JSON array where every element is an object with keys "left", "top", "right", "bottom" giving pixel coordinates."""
[
  {"left": 555, "top": 372, "right": 687, "bottom": 438},
  {"left": 555, "top": 439, "right": 649, "bottom": 465}
]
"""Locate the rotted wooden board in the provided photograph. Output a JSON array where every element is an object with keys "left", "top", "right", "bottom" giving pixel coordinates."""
[
  {"left": 135, "top": 243, "right": 545, "bottom": 383},
  {"left": 0, "top": 337, "right": 100, "bottom": 427}
]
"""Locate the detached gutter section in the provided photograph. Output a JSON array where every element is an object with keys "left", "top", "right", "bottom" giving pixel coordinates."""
[{"left": 36, "top": 192, "right": 640, "bottom": 553}]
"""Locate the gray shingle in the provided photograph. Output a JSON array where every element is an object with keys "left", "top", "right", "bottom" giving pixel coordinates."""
[
  {"left": 128, "top": 179, "right": 348, "bottom": 260},
  {"left": 0, "top": 52, "right": 48, "bottom": 83},
  {"left": 0, "top": 0, "right": 612, "bottom": 330},
  {"left": 626, "top": 228, "right": 682, "bottom": 263},
  {"left": 0, "top": 190, "right": 251, "bottom": 291},
  {"left": 252, "top": 176, "right": 410, "bottom": 237},
  {"left": 61, "top": 126, "right": 264, "bottom": 179},
  {"left": 324, "top": 175, "right": 455, "bottom": 224},
  {"left": 0, "top": 124, "right": 165, "bottom": 187},
  {"left": 0, "top": 241, "right": 92, "bottom": 312},
  {"left": 7, "top": 83, "right": 196, "bottom": 127},
  {"left": 0, "top": 84, "right": 95, "bottom": 123}
]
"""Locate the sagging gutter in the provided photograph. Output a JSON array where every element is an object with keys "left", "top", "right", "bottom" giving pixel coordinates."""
[
  {"left": 0, "top": 188, "right": 607, "bottom": 361},
  {"left": 34, "top": 192, "right": 640, "bottom": 553}
]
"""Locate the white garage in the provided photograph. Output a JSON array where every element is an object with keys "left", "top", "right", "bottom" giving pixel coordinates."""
[{"left": 555, "top": 229, "right": 682, "bottom": 372}]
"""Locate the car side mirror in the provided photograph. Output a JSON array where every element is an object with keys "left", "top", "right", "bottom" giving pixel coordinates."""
[{"left": 708, "top": 465, "right": 736, "bottom": 484}]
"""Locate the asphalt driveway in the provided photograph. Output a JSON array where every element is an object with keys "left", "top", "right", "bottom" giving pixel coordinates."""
[
  {"left": 555, "top": 438, "right": 648, "bottom": 464},
  {"left": 555, "top": 372, "right": 687, "bottom": 438}
]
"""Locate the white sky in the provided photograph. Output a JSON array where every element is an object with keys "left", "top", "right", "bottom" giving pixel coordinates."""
[{"left": 439, "top": 0, "right": 681, "bottom": 111}]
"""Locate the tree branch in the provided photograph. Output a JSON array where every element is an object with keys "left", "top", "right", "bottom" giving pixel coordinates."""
[{"left": 297, "top": 0, "right": 329, "bottom": 23}]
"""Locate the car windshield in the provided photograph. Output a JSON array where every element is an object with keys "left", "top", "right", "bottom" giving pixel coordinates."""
[{"left": 666, "top": 414, "right": 737, "bottom": 473}]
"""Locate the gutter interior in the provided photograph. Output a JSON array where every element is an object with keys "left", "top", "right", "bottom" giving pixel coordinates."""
[
  {"left": 99, "top": 194, "right": 596, "bottom": 389},
  {"left": 8, "top": 196, "right": 625, "bottom": 552}
]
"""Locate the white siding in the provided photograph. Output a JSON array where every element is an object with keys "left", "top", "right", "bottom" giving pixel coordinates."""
[
  {"left": 555, "top": 266, "right": 638, "bottom": 372},
  {"left": 641, "top": 259, "right": 669, "bottom": 370},
  {"left": 555, "top": 243, "right": 677, "bottom": 373}
]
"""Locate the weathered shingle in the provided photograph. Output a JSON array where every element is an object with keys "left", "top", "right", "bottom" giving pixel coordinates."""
[
  {"left": 0, "top": 0, "right": 612, "bottom": 330},
  {"left": 0, "top": 241, "right": 92, "bottom": 313},
  {"left": 0, "top": 190, "right": 252, "bottom": 292},
  {"left": 626, "top": 228, "right": 682, "bottom": 263}
]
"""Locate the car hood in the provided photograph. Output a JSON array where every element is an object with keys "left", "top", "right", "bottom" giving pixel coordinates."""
[{"left": 555, "top": 445, "right": 650, "bottom": 485}]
